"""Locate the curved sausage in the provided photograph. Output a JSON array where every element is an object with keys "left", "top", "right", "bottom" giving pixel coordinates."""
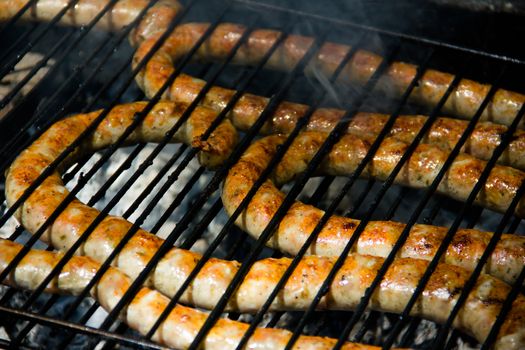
[
  {"left": 134, "top": 22, "right": 525, "bottom": 129},
  {"left": 3, "top": 4, "right": 524, "bottom": 126},
  {"left": 310, "top": 113, "right": 525, "bottom": 171},
  {"left": 0, "top": 239, "right": 389, "bottom": 350},
  {"left": 0, "top": 0, "right": 182, "bottom": 45},
  {"left": 150, "top": 71, "right": 525, "bottom": 170},
  {"left": 221, "top": 132, "right": 525, "bottom": 285},
  {"left": 4, "top": 103, "right": 525, "bottom": 348},
  {"left": 4, "top": 5, "right": 525, "bottom": 169}
]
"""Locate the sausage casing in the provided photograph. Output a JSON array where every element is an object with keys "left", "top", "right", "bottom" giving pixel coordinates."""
[{"left": 133, "top": 22, "right": 525, "bottom": 172}]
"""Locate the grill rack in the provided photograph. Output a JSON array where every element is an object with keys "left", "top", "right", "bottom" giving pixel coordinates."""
[{"left": 0, "top": 0, "right": 524, "bottom": 349}]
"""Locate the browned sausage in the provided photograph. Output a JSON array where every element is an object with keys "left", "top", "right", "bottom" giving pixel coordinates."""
[
  {"left": 145, "top": 66, "right": 525, "bottom": 170},
  {"left": 3, "top": 4, "right": 524, "bottom": 128},
  {"left": 4, "top": 4, "right": 525, "bottom": 139},
  {"left": 134, "top": 22, "right": 525, "bottom": 129},
  {"left": 0, "top": 238, "right": 391, "bottom": 350},
  {"left": 4, "top": 5, "right": 525, "bottom": 169},
  {"left": 0, "top": 0, "right": 182, "bottom": 45},
  {"left": 342, "top": 113, "right": 525, "bottom": 170},
  {"left": 221, "top": 132, "right": 525, "bottom": 284},
  {"left": 4, "top": 102, "right": 525, "bottom": 348}
]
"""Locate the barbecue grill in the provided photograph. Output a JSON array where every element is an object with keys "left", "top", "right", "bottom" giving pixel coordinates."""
[{"left": 0, "top": 0, "right": 524, "bottom": 349}]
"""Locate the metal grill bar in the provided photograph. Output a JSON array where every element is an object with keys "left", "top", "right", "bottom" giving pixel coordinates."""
[
  {"left": 381, "top": 187, "right": 408, "bottom": 221},
  {"left": 508, "top": 215, "right": 523, "bottom": 232},
  {"left": 148, "top": 161, "right": 204, "bottom": 234},
  {"left": 0, "top": 0, "right": 82, "bottom": 80},
  {"left": 306, "top": 176, "right": 336, "bottom": 204},
  {"left": 346, "top": 179, "right": 377, "bottom": 217},
  {"left": 0, "top": 0, "right": 123, "bottom": 109},
  {"left": 0, "top": 0, "right": 37, "bottom": 37},
  {"left": 0, "top": 305, "right": 164, "bottom": 349},
  {"left": 122, "top": 145, "right": 193, "bottom": 219},
  {"left": 178, "top": 196, "right": 223, "bottom": 250},
  {"left": 1, "top": 1, "right": 525, "bottom": 349},
  {"left": 434, "top": 103, "right": 525, "bottom": 349},
  {"left": 0, "top": 21, "right": 37, "bottom": 63},
  {"left": 0, "top": 0, "right": 165, "bottom": 170},
  {"left": 85, "top": 144, "right": 150, "bottom": 208},
  {"left": 9, "top": 294, "right": 61, "bottom": 348},
  {"left": 56, "top": 301, "right": 104, "bottom": 349},
  {"left": 1, "top": 0, "right": 228, "bottom": 327},
  {"left": 465, "top": 206, "right": 485, "bottom": 229}
]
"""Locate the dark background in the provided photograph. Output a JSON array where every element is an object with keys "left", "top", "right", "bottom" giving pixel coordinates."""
[{"left": 252, "top": 0, "right": 524, "bottom": 60}]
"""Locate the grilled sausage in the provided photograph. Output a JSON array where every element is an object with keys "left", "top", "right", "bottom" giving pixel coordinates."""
[
  {"left": 4, "top": 103, "right": 525, "bottom": 348},
  {"left": 4, "top": 5, "right": 525, "bottom": 169},
  {"left": 134, "top": 22, "right": 525, "bottom": 128},
  {"left": 133, "top": 23, "right": 525, "bottom": 171},
  {"left": 3, "top": 4, "right": 524, "bottom": 127},
  {"left": 0, "top": 0, "right": 182, "bottom": 45},
  {"left": 341, "top": 113, "right": 525, "bottom": 171},
  {"left": 0, "top": 239, "right": 391, "bottom": 350},
  {"left": 169, "top": 75, "right": 525, "bottom": 170},
  {"left": 222, "top": 132, "right": 525, "bottom": 285}
]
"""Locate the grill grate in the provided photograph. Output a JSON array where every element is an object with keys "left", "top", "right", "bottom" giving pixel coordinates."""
[{"left": 0, "top": 0, "right": 524, "bottom": 349}]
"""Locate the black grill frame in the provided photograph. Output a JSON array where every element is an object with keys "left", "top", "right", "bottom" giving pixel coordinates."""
[{"left": 0, "top": 0, "right": 524, "bottom": 349}]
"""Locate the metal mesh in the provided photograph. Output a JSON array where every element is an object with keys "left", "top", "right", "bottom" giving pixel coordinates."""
[{"left": 0, "top": 0, "right": 524, "bottom": 349}]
